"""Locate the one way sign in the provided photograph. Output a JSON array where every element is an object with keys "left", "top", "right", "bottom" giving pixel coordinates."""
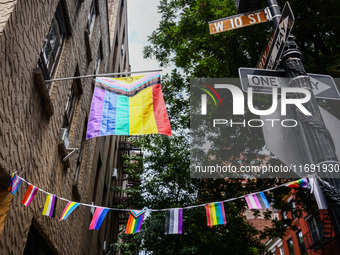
[{"left": 239, "top": 68, "right": 340, "bottom": 100}]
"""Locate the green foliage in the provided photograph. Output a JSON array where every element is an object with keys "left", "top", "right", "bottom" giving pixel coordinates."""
[{"left": 112, "top": 0, "right": 340, "bottom": 253}]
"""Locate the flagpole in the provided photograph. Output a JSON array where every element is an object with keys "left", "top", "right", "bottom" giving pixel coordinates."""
[{"left": 44, "top": 69, "right": 163, "bottom": 83}]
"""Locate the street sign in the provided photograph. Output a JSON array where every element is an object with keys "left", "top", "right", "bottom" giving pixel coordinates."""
[
  {"left": 257, "top": 2, "right": 295, "bottom": 70},
  {"left": 209, "top": 8, "right": 270, "bottom": 35},
  {"left": 238, "top": 67, "right": 340, "bottom": 100}
]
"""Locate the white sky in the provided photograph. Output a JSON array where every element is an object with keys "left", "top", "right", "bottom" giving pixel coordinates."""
[{"left": 127, "top": 0, "right": 172, "bottom": 73}]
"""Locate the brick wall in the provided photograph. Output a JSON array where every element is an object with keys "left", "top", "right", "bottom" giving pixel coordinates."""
[{"left": 0, "top": 0, "right": 126, "bottom": 254}]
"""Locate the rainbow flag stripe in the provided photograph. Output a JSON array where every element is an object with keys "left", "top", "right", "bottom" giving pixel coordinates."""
[
  {"left": 286, "top": 178, "right": 308, "bottom": 188},
  {"left": 59, "top": 201, "right": 80, "bottom": 221},
  {"left": 8, "top": 173, "right": 22, "bottom": 195},
  {"left": 245, "top": 192, "right": 270, "bottom": 209},
  {"left": 125, "top": 210, "right": 146, "bottom": 234},
  {"left": 21, "top": 185, "right": 38, "bottom": 206},
  {"left": 89, "top": 207, "right": 110, "bottom": 230},
  {"left": 42, "top": 194, "right": 57, "bottom": 217},
  {"left": 205, "top": 202, "right": 226, "bottom": 227},
  {"left": 86, "top": 73, "right": 172, "bottom": 139}
]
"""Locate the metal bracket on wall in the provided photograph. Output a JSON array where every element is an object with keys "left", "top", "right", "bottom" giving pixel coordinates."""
[{"left": 62, "top": 148, "right": 79, "bottom": 162}]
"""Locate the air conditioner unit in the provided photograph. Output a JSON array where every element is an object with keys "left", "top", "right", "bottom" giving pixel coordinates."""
[
  {"left": 112, "top": 168, "right": 118, "bottom": 179},
  {"left": 59, "top": 128, "right": 70, "bottom": 148}
]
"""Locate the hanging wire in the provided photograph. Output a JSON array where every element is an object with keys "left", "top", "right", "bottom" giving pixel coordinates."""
[
  {"left": 11, "top": 173, "right": 308, "bottom": 212},
  {"left": 45, "top": 69, "right": 163, "bottom": 83}
]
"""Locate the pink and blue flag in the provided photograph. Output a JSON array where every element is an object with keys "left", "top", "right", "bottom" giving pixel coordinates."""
[
  {"left": 89, "top": 207, "right": 110, "bottom": 230},
  {"left": 8, "top": 173, "right": 22, "bottom": 195}
]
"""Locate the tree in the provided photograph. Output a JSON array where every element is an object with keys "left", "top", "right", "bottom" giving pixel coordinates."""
[{"left": 113, "top": 0, "right": 340, "bottom": 253}]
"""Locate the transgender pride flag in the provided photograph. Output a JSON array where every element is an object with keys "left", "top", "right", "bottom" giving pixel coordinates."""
[
  {"left": 245, "top": 192, "right": 270, "bottom": 209},
  {"left": 86, "top": 73, "right": 172, "bottom": 139}
]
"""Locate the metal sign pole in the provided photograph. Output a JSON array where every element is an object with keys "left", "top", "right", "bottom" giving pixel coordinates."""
[
  {"left": 265, "top": 0, "right": 340, "bottom": 247},
  {"left": 265, "top": 0, "right": 281, "bottom": 28},
  {"left": 281, "top": 34, "right": 340, "bottom": 247}
]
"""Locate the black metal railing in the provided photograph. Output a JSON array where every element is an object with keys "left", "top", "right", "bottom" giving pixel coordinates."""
[{"left": 304, "top": 223, "right": 328, "bottom": 250}]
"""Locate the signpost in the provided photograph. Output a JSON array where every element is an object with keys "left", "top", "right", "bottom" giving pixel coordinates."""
[
  {"left": 208, "top": 0, "right": 340, "bottom": 245},
  {"left": 256, "top": 2, "right": 294, "bottom": 69},
  {"left": 209, "top": 8, "right": 270, "bottom": 34},
  {"left": 238, "top": 67, "right": 340, "bottom": 100}
]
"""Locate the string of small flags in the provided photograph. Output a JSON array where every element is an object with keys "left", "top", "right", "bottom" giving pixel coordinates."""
[{"left": 7, "top": 173, "right": 308, "bottom": 234}]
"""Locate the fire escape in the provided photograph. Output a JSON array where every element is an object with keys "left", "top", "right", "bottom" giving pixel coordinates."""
[
  {"left": 113, "top": 137, "right": 142, "bottom": 225},
  {"left": 303, "top": 210, "right": 338, "bottom": 254}
]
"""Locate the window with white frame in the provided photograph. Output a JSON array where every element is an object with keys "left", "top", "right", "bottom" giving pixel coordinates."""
[
  {"left": 287, "top": 238, "right": 295, "bottom": 255},
  {"left": 95, "top": 44, "right": 102, "bottom": 74},
  {"left": 297, "top": 230, "right": 306, "bottom": 255},
  {"left": 38, "top": 2, "right": 67, "bottom": 86},
  {"left": 62, "top": 79, "right": 81, "bottom": 133},
  {"left": 87, "top": 0, "right": 96, "bottom": 39}
]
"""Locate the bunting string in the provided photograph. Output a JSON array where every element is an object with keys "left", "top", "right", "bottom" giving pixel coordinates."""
[
  {"left": 12, "top": 172, "right": 308, "bottom": 212},
  {"left": 6, "top": 172, "right": 312, "bottom": 233}
]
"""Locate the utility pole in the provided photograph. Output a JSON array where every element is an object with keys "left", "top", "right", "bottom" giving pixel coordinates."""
[{"left": 264, "top": 0, "right": 340, "bottom": 246}]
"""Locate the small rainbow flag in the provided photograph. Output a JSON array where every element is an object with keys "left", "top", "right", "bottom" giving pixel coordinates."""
[
  {"left": 8, "top": 173, "right": 22, "bottom": 195},
  {"left": 59, "top": 201, "right": 80, "bottom": 221},
  {"left": 245, "top": 192, "right": 270, "bottom": 209},
  {"left": 89, "top": 207, "right": 110, "bottom": 230},
  {"left": 86, "top": 73, "right": 172, "bottom": 139},
  {"left": 42, "top": 194, "right": 58, "bottom": 217},
  {"left": 286, "top": 178, "right": 308, "bottom": 188},
  {"left": 21, "top": 185, "right": 38, "bottom": 206},
  {"left": 205, "top": 202, "right": 227, "bottom": 228},
  {"left": 125, "top": 210, "right": 146, "bottom": 234}
]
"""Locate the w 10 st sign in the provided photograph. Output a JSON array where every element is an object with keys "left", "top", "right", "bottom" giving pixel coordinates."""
[{"left": 209, "top": 8, "right": 270, "bottom": 34}]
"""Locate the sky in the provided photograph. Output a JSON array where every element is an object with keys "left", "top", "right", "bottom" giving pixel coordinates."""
[{"left": 127, "top": 0, "right": 168, "bottom": 73}]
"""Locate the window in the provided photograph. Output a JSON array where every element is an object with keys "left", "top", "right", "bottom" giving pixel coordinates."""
[
  {"left": 112, "top": 36, "right": 119, "bottom": 70},
  {"left": 87, "top": 0, "right": 96, "bottom": 39},
  {"left": 119, "top": 0, "right": 124, "bottom": 24},
  {"left": 291, "top": 201, "right": 297, "bottom": 220},
  {"left": 92, "top": 157, "right": 102, "bottom": 204},
  {"left": 278, "top": 245, "right": 284, "bottom": 255},
  {"left": 95, "top": 44, "right": 102, "bottom": 74},
  {"left": 307, "top": 215, "right": 325, "bottom": 245},
  {"left": 287, "top": 238, "right": 295, "bottom": 255},
  {"left": 74, "top": 117, "right": 87, "bottom": 183},
  {"left": 62, "top": 79, "right": 80, "bottom": 133},
  {"left": 38, "top": 2, "right": 67, "bottom": 85},
  {"left": 297, "top": 231, "right": 306, "bottom": 255}
]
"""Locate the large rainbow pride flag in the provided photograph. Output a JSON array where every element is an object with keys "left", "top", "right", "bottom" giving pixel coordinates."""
[{"left": 86, "top": 73, "right": 172, "bottom": 139}]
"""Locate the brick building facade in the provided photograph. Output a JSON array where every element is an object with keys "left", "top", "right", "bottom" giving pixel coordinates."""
[
  {"left": 0, "top": 0, "right": 130, "bottom": 254},
  {"left": 265, "top": 191, "right": 339, "bottom": 255}
]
